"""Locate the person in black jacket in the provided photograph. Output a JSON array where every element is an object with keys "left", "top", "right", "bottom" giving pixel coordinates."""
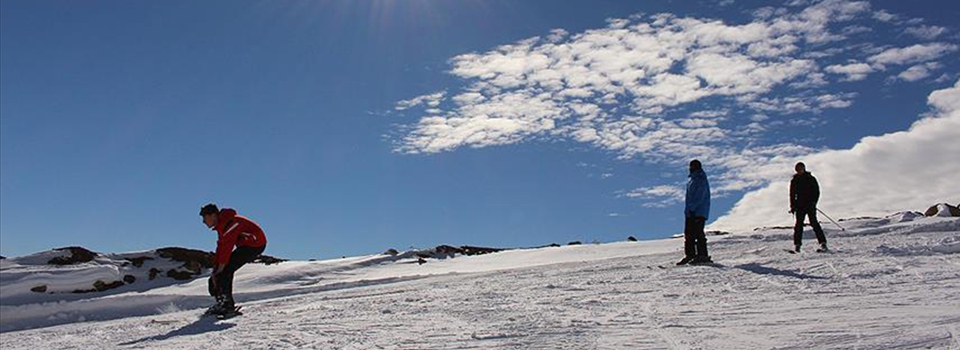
[{"left": 790, "top": 162, "right": 828, "bottom": 252}]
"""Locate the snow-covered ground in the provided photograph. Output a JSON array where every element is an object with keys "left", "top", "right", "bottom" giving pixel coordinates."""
[{"left": 2, "top": 214, "right": 959, "bottom": 349}]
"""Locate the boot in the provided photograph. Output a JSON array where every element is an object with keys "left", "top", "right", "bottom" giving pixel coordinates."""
[
  {"left": 205, "top": 295, "right": 226, "bottom": 315},
  {"left": 691, "top": 255, "right": 713, "bottom": 265},
  {"left": 816, "top": 243, "right": 828, "bottom": 253},
  {"left": 676, "top": 256, "right": 694, "bottom": 266}
]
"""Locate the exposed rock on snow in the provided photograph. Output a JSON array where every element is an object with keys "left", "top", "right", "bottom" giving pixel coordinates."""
[
  {"left": 155, "top": 247, "right": 215, "bottom": 269},
  {"left": 925, "top": 203, "right": 960, "bottom": 217},
  {"left": 887, "top": 211, "right": 924, "bottom": 222},
  {"left": 47, "top": 247, "right": 97, "bottom": 265},
  {"left": 0, "top": 246, "right": 285, "bottom": 301},
  {"left": 251, "top": 255, "right": 286, "bottom": 265},
  {"left": 408, "top": 245, "right": 506, "bottom": 261}
]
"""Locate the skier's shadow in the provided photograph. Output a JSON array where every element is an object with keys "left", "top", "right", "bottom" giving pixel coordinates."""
[
  {"left": 119, "top": 316, "right": 235, "bottom": 346},
  {"left": 734, "top": 262, "right": 827, "bottom": 280}
]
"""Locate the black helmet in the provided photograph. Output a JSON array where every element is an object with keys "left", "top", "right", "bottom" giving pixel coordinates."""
[{"left": 199, "top": 203, "right": 219, "bottom": 216}]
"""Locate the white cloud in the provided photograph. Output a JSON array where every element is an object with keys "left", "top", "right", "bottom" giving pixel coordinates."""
[
  {"left": 395, "top": 1, "right": 874, "bottom": 157},
  {"left": 545, "top": 29, "right": 569, "bottom": 43},
  {"left": 841, "top": 25, "right": 871, "bottom": 36},
  {"left": 904, "top": 25, "right": 947, "bottom": 40},
  {"left": 747, "top": 93, "right": 856, "bottom": 114},
  {"left": 689, "top": 109, "right": 729, "bottom": 119},
  {"left": 396, "top": 91, "right": 446, "bottom": 111},
  {"left": 824, "top": 62, "right": 874, "bottom": 81},
  {"left": 896, "top": 62, "right": 943, "bottom": 82},
  {"left": 871, "top": 10, "right": 897, "bottom": 23},
  {"left": 393, "top": 1, "right": 958, "bottom": 217},
  {"left": 626, "top": 185, "right": 685, "bottom": 207},
  {"left": 712, "top": 80, "right": 960, "bottom": 231},
  {"left": 867, "top": 43, "right": 958, "bottom": 66},
  {"left": 929, "top": 79, "right": 960, "bottom": 113},
  {"left": 815, "top": 93, "right": 856, "bottom": 108},
  {"left": 397, "top": 91, "right": 564, "bottom": 153}
]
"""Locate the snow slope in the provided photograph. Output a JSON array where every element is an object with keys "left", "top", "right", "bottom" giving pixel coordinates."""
[{"left": 2, "top": 215, "right": 959, "bottom": 349}]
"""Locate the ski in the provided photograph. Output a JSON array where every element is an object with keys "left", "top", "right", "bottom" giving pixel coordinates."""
[
  {"left": 216, "top": 306, "right": 243, "bottom": 320},
  {"left": 656, "top": 262, "right": 723, "bottom": 269}
]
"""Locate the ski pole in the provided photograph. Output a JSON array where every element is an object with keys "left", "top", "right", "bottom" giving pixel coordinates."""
[{"left": 817, "top": 208, "right": 845, "bottom": 231}]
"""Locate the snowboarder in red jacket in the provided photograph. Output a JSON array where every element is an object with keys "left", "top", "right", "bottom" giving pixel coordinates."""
[{"left": 200, "top": 203, "right": 267, "bottom": 314}]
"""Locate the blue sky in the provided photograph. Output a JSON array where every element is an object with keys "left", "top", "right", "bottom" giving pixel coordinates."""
[{"left": 2, "top": 0, "right": 959, "bottom": 260}]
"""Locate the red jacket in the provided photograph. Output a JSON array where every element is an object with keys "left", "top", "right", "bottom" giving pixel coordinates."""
[{"left": 213, "top": 208, "right": 267, "bottom": 266}]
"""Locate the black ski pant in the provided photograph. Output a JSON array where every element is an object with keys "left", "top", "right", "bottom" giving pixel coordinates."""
[
  {"left": 683, "top": 216, "right": 708, "bottom": 258},
  {"left": 209, "top": 245, "right": 265, "bottom": 304},
  {"left": 794, "top": 208, "right": 827, "bottom": 248}
]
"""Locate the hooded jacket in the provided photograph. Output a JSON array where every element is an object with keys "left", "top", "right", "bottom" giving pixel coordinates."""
[
  {"left": 790, "top": 171, "right": 820, "bottom": 211},
  {"left": 213, "top": 208, "right": 267, "bottom": 266},
  {"left": 685, "top": 169, "right": 711, "bottom": 219}
]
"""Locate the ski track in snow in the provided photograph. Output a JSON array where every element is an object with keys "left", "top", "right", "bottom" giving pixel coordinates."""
[{"left": 1, "top": 217, "right": 959, "bottom": 349}]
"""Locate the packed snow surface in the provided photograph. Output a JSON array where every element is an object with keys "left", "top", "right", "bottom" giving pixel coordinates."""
[{"left": 2, "top": 215, "right": 959, "bottom": 349}]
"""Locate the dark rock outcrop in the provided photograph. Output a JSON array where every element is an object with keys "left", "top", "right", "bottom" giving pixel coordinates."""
[
  {"left": 47, "top": 246, "right": 97, "bottom": 265},
  {"left": 706, "top": 230, "right": 731, "bottom": 236},
  {"left": 72, "top": 280, "right": 124, "bottom": 294},
  {"left": 123, "top": 274, "right": 136, "bottom": 284},
  {"left": 252, "top": 254, "right": 286, "bottom": 265},
  {"left": 31, "top": 285, "right": 47, "bottom": 293},
  {"left": 383, "top": 248, "right": 399, "bottom": 256},
  {"left": 166, "top": 269, "right": 195, "bottom": 280},
  {"left": 154, "top": 247, "right": 215, "bottom": 280},
  {"left": 72, "top": 280, "right": 125, "bottom": 293},
  {"left": 148, "top": 268, "right": 161, "bottom": 281},
  {"left": 434, "top": 245, "right": 463, "bottom": 257},
  {"left": 568, "top": 241, "right": 582, "bottom": 246},
  {"left": 156, "top": 247, "right": 214, "bottom": 269},
  {"left": 627, "top": 236, "right": 638, "bottom": 242},
  {"left": 125, "top": 256, "right": 153, "bottom": 268},
  {"left": 925, "top": 203, "right": 960, "bottom": 217},
  {"left": 459, "top": 246, "right": 503, "bottom": 256},
  {"left": 93, "top": 280, "right": 124, "bottom": 292}
]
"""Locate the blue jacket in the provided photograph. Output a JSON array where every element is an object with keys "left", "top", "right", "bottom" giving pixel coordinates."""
[{"left": 685, "top": 169, "right": 711, "bottom": 219}]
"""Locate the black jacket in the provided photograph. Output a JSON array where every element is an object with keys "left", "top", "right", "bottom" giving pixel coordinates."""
[{"left": 790, "top": 171, "right": 820, "bottom": 211}]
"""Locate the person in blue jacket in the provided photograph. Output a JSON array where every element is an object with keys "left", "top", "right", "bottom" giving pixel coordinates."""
[{"left": 678, "top": 159, "right": 712, "bottom": 265}]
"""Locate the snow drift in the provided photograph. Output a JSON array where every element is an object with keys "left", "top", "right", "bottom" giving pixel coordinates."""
[{"left": 2, "top": 213, "right": 959, "bottom": 349}]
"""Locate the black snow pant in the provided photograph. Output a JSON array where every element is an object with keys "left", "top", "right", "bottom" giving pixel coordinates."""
[
  {"left": 209, "top": 245, "right": 265, "bottom": 305},
  {"left": 794, "top": 208, "right": 827, "bottom": 248},
  {"left": 683, "top": 216, "right": 709, "bottom": 258}
]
